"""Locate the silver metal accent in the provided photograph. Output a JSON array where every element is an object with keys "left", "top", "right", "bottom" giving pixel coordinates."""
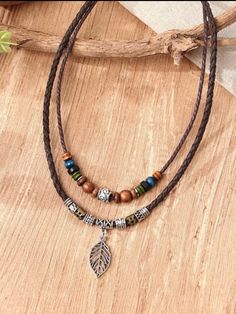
[
  {"left": 97, "top": 188, "right": 112, "bottom": 202},
  {"left": 83, "top": 214, "right": 96, "bottom": 225},
  {"left": 96, "top": 219, "right": 114, "bottom": 229},
  {"left": 64, "top": 198, "right": 78, "bottom": 214},
  {"left": 115, "top": 218, "right": 126, "bottom": 229},
  {"left": 134, "top": 207, "right": 150, "bottom": 222},
  {"left": 89, "top": 229, "right": 111, "bottom": 278}
]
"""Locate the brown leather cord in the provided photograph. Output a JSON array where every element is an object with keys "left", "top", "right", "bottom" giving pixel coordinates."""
[
  {"left": 56, "top": 4, "right": 208, "bottom": 176},
  {"left": 43, "top": 1, "right": 97, "bottom": 200},
  {"left": 43, "top": 1, "right": 217, "bottom": 216}
]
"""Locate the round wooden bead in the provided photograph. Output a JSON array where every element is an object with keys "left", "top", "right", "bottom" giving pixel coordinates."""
[
  {"left": 114, "top": 192, "right": 121, "bottom": 203},
  {"left": 82, "top": 181, "right": 95, "bottom": 193},
  {"left": 153, "top": 171, "right": 162, "bottom": 180},
  {"left": 120, "top": 190, "right": 133, "bottom": 203},
  {"left": 77, "top": 176, "right": 87, "bottom": 186},
  {"left": 92, "top": 187, "right": 99, "bottom": 198},
  {"left": 62, "top": 151, "right": 72, "bottom": 160},
  {"left": 130, "top": 189, "right": 138, "bottom": 199}
]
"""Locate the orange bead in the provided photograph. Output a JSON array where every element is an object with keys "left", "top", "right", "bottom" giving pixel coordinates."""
[
  {"left": 153, "top": 171, "right": 162, "bottom": 180},
  {"left": 82, "top": 181, "right": 95, "bottom": 193},
  {"left": 62, "top": 151, "right": 72, "bottom": 160},
  {"left": 120, "top": 190, "right": 133, "bottom": 203}
]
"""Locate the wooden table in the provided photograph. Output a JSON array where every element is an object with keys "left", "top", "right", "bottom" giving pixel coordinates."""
[{"left": 0, "top": 2, "right": 235, "bottom": 313}]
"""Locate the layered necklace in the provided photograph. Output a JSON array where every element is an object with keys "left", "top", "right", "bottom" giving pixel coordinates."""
[{"left": 43, "top": 1, "right": 217, "bottom": 278}]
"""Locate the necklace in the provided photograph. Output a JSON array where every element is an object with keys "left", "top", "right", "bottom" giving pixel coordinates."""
[
  {"left": 56, "top": 21, "right": 206, "bottom": 204},
  {"left": 43, "top": 1, "right": 217, "bottom": 278}
]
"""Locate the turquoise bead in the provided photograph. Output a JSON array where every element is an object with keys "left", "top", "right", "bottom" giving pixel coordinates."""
[
  {"left": 64, "top": 159, "right": 75, "bottom": 169},
  {"left": 146, "top": 176, "right": 156, "bottom": 187}
]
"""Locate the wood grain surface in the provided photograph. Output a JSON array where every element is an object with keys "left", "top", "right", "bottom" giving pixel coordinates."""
[{"left": 0, "top": 2, "right": 235, "bottom": 314}]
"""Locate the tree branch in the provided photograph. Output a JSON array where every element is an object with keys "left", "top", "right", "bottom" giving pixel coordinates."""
[{"left": 0, "top": 6, "right": 236, "bottom": 64}]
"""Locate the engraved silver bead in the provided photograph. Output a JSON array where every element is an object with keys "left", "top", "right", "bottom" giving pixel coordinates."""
[
  {"left": 97, "top": 188, "right": 112, "bottom": 202},
  {"left": 64, "top": 198, "right": 78, "bottom": 214},
  {"left": 83, "top": 214, "right": 96, "bottom": 225},
  {"left": 134, "top": 207, "right": 150, "bottom": 222},
  {"left": 115, "top": 218, "right": 126, "bottom": 229},
  {"left": 96, "top": 219, "right": 114, "bottom": 229}
]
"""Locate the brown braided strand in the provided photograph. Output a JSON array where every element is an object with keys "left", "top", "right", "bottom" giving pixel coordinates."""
[
  {"left": 148, "top": 1, "right": 217, "bottom": 211},
  {"left": 43, "top": 2, "right": 217, "bottom": 220},
  {"left": 43, "top": 1, "right": 97, "bottom": 200}
]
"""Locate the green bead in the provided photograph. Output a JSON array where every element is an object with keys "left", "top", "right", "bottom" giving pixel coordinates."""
[
  {"left": 136, "top": 185, "right": 145, "bottom": 196},
  {"left": 72, "top": 171, "right": 81, "bottom": 181}
]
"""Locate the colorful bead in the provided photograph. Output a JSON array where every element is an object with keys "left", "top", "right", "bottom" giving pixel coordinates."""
[
  {"left": 120, "top": 190, "right": 133, "bottom": 203},
  {"left": 140, "top": 180, "right": 151, "bottom": 191},
  {"left": 146, "top": 176, "right": 157, "bottom": 187},
  {"left": 62, "top": 151, "right": 72, "bottom": 160},
  {"left": 64, "top": 159, "right": 75, "bottom": 169},
  {"left": 67, "top": 166, "right": 80, "bottom": 175},
  {"left": 135, "top": 185, "right": 145, "bottom": 196},
  {"left": 82, "top": 181, "right": 95, "bottom": 193},
  {"left": 77, "top": 176, "right": 87, "bottom": 186},
  {"left": 72, "top": 171, "right": 82, "bottom": 181},
  {"left": 153, "top": 171, "right": 162, "bottom": 180}
]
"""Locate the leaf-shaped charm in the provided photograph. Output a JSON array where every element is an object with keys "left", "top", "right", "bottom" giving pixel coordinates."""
[{"left": 89, "top": 239, "right": 111, "bottom": 278}]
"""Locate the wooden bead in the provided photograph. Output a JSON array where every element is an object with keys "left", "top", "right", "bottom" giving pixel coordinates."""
[
  {"left": 130, "top": 189, "right": 138, "bottom": 199},
  {"left": 62, "top": 151, "right": 72, "bottom": 160},
  {"left": 114, "top": 192, "right": 121, "bottom": 203},
  {"left": 120, "top": 190, "right": 133, "bottom": 203},
  {"left": 82, "top": 181, "right": 95, "bottom": 193},
  {"left": 153, "top": 171, "right": 162, "bottom": 180},
  {"left": 92, "top": 187, "right": 99, "bottom": 198},
  {"left": 77, "top": 176, "right": 87, "bottom": 186}
]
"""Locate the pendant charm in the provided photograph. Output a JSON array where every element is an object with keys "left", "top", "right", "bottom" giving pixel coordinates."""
[{"left": 89, "top": 228, "right": 111, "bottom": 278}]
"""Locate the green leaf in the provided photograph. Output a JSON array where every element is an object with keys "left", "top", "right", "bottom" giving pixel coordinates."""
[{"left": 0, "top": 30, "right": 17, "bottom": 54}]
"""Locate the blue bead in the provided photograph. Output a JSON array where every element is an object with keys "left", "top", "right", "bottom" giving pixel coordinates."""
[
  {"left": 64, "top": 159, "right": 75, "bottom": 169},
  {"left": 146, "top": 176, "right": 156, "bottom": 187}
]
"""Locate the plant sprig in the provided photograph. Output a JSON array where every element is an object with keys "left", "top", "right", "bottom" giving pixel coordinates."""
[{"left": 0, "top": 30, "right": 17, "bottom": 53}]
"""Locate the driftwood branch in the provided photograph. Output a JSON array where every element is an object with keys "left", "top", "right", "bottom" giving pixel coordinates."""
[{"left": 1, "top": 6, "right": 236, "bottom": 64}]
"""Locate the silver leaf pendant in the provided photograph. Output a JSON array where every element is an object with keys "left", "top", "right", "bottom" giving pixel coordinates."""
[{"left": 89, "top": 229, "right": 111, "bottom": 278}]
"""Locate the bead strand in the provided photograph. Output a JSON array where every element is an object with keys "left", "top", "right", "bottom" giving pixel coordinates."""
[
  {"left": 64, "top": 197, "right": 151, "bottom": 229},
  {"left": 63, "top": 151, "right": 163, "bottom": 204}
]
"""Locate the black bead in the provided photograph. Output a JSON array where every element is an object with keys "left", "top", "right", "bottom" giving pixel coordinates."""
[
  {"left": 140, "top": 180, "right": 152, "bottom": 191},
  {"left": 67, "top": 166, "right": 80, "bottom": 175}
]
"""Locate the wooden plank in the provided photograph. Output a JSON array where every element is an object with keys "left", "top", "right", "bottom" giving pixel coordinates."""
[{"left": 0, "top": 2, "right": 235, "bottom": 313}]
